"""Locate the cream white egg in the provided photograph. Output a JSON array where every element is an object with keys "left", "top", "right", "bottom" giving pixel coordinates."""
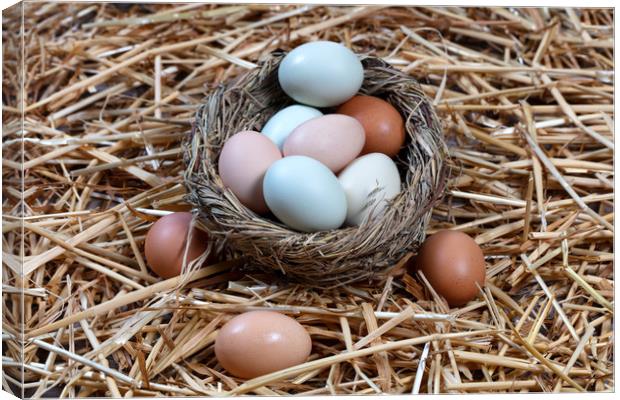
[{"left": 338, "top": 153, "right": 401, "bottom": 226}]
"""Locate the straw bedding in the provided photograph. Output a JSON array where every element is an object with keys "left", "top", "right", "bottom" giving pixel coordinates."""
[
  {"left": 184, "top": 51, "right": 448, "bottom": 286},
  {"left": 2, "top": 3, "right": 614, "bottom": 397}
]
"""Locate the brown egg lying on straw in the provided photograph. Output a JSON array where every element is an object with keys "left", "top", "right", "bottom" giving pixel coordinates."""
[
  {"left": 144, "top": 212, "right": 209, "bottom": 279},
  {"left": 411, "top": 230, "right": 486, "bottom": 307}
]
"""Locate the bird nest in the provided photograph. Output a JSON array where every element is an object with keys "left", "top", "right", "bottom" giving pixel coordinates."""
[{"left": 184, "top": 51, "right": 448, "bottom": 286}]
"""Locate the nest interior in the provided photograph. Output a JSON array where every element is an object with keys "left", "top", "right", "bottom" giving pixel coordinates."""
[
  {"left": 184, "top": 51, "right": 448, "bottom": 286},
  {"left": 1, "top": 3, "right": 614, "bottom": 397}
]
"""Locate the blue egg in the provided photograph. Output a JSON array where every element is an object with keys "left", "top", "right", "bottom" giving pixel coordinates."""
[
  {"left": 262, "top": 104, "right": 323, "bottom": 150},
  {"left": 263, "top": 156, "right": 347, "bottom": 232},
  {"left": 278, "top": 41, "right": 364, "bottom": 107}
]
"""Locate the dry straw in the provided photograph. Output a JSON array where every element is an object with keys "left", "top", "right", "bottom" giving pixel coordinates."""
[
  {"left": 184, "top": 52, "right": 448, "bottom": 286},
  {"left": 2, "top": 3, "right": 613, "bottom": 397}
]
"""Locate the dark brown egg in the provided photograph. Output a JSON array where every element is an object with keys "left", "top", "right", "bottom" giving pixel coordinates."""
[
  {"left": 336, "top": 95, "right": 405, "bottom": 157},
  {"left": 144, "top": 212, "right": 209, "bottom": 279},
  {"left": 411, "top": 230, "right": 485, "bottom": 307},
  {"left": 215, "top": 311, "right": 312, "bottom": 379}
]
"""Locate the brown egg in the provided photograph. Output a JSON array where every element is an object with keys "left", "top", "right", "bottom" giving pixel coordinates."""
[
  {"left": 336, "top": 95, "right": 405, "bottom": 157},
  {"left": 144, "top": 212, "right": 209, "bottom": 279},
  {"left": 411, "top": 230, "right": 485, "bottom": 307},
  {"left": 215, "top": 311, "right": 312, "bottom": 379}
]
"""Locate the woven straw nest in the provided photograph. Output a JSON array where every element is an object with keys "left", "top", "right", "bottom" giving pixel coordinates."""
[{"left": 184, "top": 50, "right": 448, "bottom": 287}]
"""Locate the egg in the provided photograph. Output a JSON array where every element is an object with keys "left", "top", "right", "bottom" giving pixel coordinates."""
[
  {"left": 263, "top": 156, "right": 347, "bottom": 232},
  {"left": 215, "top": 311, "right": 312, "bottom": 379},
  {"left": 283, "top": 114, "right": 365, "bottom": 173},
  {"left": 338, "top": 153, "right": 401, "bottom": 226},
  {"left": 337, "top": 95, "right": 406, "bottom": 157},
  {"left": 411, "top": 230, "right": 486, "bottom": 307},
  {"left": 262, "top": 105, "right": 323, "bottom": 150},
  {"left": 218, "top": 131, "right": 282, "bottom": 214},
  {"left": 144, "top": 212, "right": 209, "bottom": 279},
  {"left": 278, "top": 41, "right": 364, "bottom": 107}
]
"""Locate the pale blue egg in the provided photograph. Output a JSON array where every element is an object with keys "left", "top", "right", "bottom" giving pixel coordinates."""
[
  {"left": 263, "top": 156, "right": 347, "bottom": 232},
  {"left": 262, "top": 105, "right": 322, "bottom": 150},
  {"left": 278, "top": 41, "right": 364, "bottom": 107}
]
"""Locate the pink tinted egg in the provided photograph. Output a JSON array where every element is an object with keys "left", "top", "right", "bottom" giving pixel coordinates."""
[
  {"left": 214, "top": 311, "right": 312, "bottom": 379},
  {"left": 282, "top": 114, "right": 365, "bottom": 173},
  {"left": 218, "top": 131, "right": 282, "bottom": 214}
]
